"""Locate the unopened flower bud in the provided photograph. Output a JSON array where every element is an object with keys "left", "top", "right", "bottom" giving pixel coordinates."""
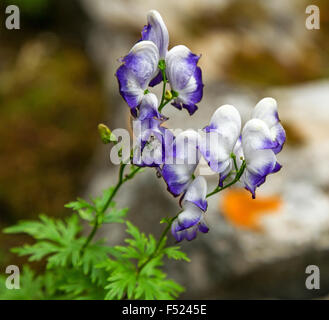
[
  {"left": 164, "top": 90, "right": 172, "bottom": 100},
  {"left": 98, "top": 124, "right": 117, "bottom": 144}
]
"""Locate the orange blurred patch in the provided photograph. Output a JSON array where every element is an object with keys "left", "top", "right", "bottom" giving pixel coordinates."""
[{"left": 220, "top": 189, "right": 282, "bottom": 231}]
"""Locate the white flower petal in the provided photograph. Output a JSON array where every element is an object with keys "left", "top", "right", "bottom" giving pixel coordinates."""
[
  {"left": 252, "top": 97, "right": 279, "bottom": 128},
  {"left": 178, "top": 202, "right": 203, "bottom": 230},
  {"left": 252, "top": 97, "right": 286, "bottom": 153},
  {"left": 199, "top": 105, "right": 241, "bottom": 174},
  {"left": 142, "top": 10, "right": 169, "bottom": 59},
  {"left": 116, "top": 41, "right": 160, "bottom": 109},
  {"left": 183, "top": 176, "right": 207, "bottom": 211},
  {"left": 242, "top": 119, "right": 278, "bottom": 152},
  {"left": 165, "top": 45, "right": 199, "bottom": 91}
]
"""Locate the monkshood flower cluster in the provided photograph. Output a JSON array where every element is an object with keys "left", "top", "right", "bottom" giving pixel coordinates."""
[
  {"left": 0, "top": 9, "right": 287, "bottom": 302},
  {"left": 116, "top": 10, "right": 285, "bottom": 242}
]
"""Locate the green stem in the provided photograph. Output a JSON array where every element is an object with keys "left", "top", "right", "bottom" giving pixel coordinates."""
[
  {"left": 206, "top": 161, "right": 246, "bottom": 198},
  {"left": 159, "top": 97, "right": 173, "bottom": 112},
  {"left": 137, "top": 215, "right": 178, "bottom": 274},
  {"left": 81, "top": 164, "right": 141, "bottom": 254},
  {"left": 158, "top": 68, "right": 167, "bottom": 111},
  {"left": 230, "top": 152, "right": 238, "bottom": 171}
]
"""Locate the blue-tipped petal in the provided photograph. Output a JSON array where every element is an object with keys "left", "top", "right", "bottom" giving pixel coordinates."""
[
  {"left": 138, "top": 93, "right": 165, "bottom": 121},
  {"left": 141, "top": 10, "right": 169, "bottom": 59},
  {"left": 172, "top": 209, "right": 208, "bottom": 242},
  {"left": 242, "top": 119, "right": 278, "bottom": 151},
  {"left": 241, "top": 150, "right": 277, "bottom": 198},
  {"left": 166, "top": 46, "right": 203, "bottom": 115},
  {"left": 170, "top": 177, "right": 209, "bottom": 242},
  {"left": 171, "top": 66, "right": 203, "bottom": 115},
  {"left": 185, "top": 226, "right": 198, "bottom": 241},
  {"left": 171, "top": 220, "right": 184, "bottom": 242},
  {"left": 240, "top": 119, "right": 283, "bottom": 198},
  {"left": 166, "top": 46, "right": 199, "bottom": 90},
  {"left": 177, "top": 202, "right": 202, "bottom": 230},
  {"left": 198, "top": 217, "right": 209, "bottom": 233},
  {"left": 182, "top": 176, "right": 208, "bottom": 211},
  {"left": 161, "top": 130, "right": 200, "bottom": 197},
  {"left": 162, "top": 163, "right": 196, "bottom": 197},
  {"left": 218, "top": 160, "right": 233, "bottom": 187},
  {"left": 271, "top": 161, "right": 282, "bottom": 173},
  {"left": 149, "top": 71, "right": 163, "bottom": 87},
  {"left": 116, "top": 64, "right": 144, "bottom": 109},
  {"left": 115, "top": 41, "right": 159, "bottom": 109},
  {"left": 271, "top": 123, "right": 286, "bottom": 154},
  {"left": 199, "top": 105, "right": 241, "bottom": 176},
  {"left": 252, "top": 97, "right": 286, "bottom": 154},
  {"left": 182, "top": 103, "right": 198, "bottom": 116}
]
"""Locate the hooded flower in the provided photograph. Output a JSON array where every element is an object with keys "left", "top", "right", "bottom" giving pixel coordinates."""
[
  {"left": 252, "top": 97, "right": 286, "bottom": 154},
  {"left": 140, "top": 10, "right": 169, "bottom": 87},
  {"left": 199, "top": 105, "right": 241, "bottom": 186},
  {"left": 236, "top": 119, "right": 281, "bottom": 198},
  {"left": 141, "top": 10, "right": 169, "bottom": 60},
  {"left": 132, "top": 117, "right": 174, "bottom": 167},
  {"left": 137, "top": 93, "right": 165, "bottom": 121},
  {"left": 161, "top": 130, "right": 201, "bottom": 197},
  {"left": 116, "top": 41, "right": 159, "bottom": 112},
  {"left": 171, "top": 176, "right": 209, "bottom": 242},
  {"left": 165, "top": 45, "right": 203, "bottom": 115}
]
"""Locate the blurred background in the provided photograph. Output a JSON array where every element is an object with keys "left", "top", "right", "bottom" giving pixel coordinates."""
[{"left": 0, "top": 0, "right": 329, "bottom": 299}]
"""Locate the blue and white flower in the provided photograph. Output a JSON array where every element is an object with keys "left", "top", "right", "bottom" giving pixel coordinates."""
[
  {"left": 162, "top": 130, "right": 201, "bottom": 196},
  {"left": 141, "top": 10, "right": 169, "bottom": 60},
  {"left": 140, "top": 10, "right": 169, "bottom": 87},
  {"left": 171, "top": 176, "right": 209, "bottom": 242},
  {"left": 199, "top": 105, "right": 241, "bottom": 186},
  {"left": 116, "top": 41, "right": 159, "bottom": 112},
  {"left": 132, "top": 117, "right": 173, "bottom": 167},
  {"left": 236, "top": 119, "right": 282, "bottom": 198},
  {"left": 137, "top": 93, "right": 165, "bottom": 121},
  {"left": 166, "top": 45, "right": 204, "bottom": 115},
  {"left": 252, "top": 97, "right": 286, "bottom": 154}
]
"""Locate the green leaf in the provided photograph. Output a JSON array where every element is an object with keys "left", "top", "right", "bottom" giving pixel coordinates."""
[
  {"left": 102, "top": 258, "right": 137, "bottom": 300},
  {"left": 164, "top": 246, "right": 190, "bottom": 262},
  {"left": 65, "top": 197, "right": 96, "bottom": 222},
  {"left": 78, "top": 208, "right": 94, "bottom": 222},
  {"left": 12, "top": 242, "right": 60, "bottom": 262},
  {"left": 98, "top": 221, "right": 187, "bottom": 300},
  {"left": 79, "top": 242, "right": 112, "bottom": 284},
  {"left": 57, "top": 268, "right": 106, "bottom": 299},
  {"left": 92, "top": 187, "right": 115, "bottom": 212},
  {"left": 4, "top": 214, "right": 81, "bottom": 243},
  {"left": 102, "top": 204, "right": 128, "bottom": 224},
  {"left": 160, "top": 217, "right": 171, "bottom": 224},
  {"left": 135, "top": 273, "right": 184, "bottom": 300},
  {"left": 125, "top": 221, "right": 148, "bottom": 255},
  {"left": 4, "top": 215, "right": 84, "bottom": 269},
  {"left": 65, "top": 198, "right": 94, "bottom": 211}
]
